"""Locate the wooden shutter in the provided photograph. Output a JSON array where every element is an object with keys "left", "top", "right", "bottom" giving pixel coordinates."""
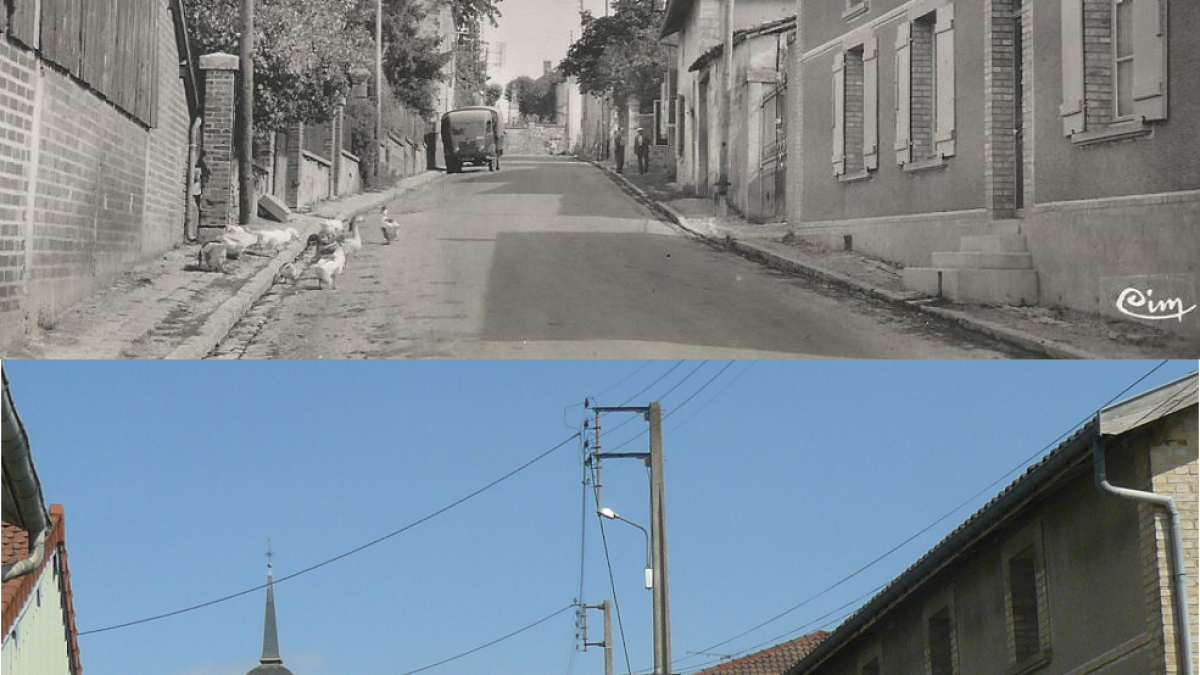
[
  {"left": 863, "top": 35, "right": 879, "bottom": 170},
  {"left": 832, "top": 50, "right": 846, "bottom": 176},
  {"left": 894, "top": 21, "right": 912, "bottom": 165},
  {"left": 934, "top": 4, "right": 955, "bottom": 157},
  {"left": 1060, "top": 0, "right": 1085, "bottom": 135},
  {"left": 1132, "top": 0, "right": 1167, "bottom": 121}
]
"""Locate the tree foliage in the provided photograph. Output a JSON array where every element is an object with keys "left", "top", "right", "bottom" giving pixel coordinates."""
[
  {"left": 355, "top": 0, "right": 451, "bottom": 118},
  {"left": 485, "top": 83, "right": 504, "bottom": 106},
  {"left": 452, "top": 0, "right": 503, "bottom": 31},
  {"left": 185, "top": 0, "right": 371, "bottom": 131},
  {"left": 505, "top": 72, "right": 561, "bottom": 121},
  {"left": 558, "top": 0, "right": 668, "bottom": 105}
]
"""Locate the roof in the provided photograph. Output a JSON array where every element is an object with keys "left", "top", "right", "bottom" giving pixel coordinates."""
[
  {"left": 1100, "top": 372, "right": 1198, "bottom": 437},
  {"left": 693, "top": 632, "right": 829, "bottom": 675},
  {"left": 688, "top": 15, "right": 795, "bottom": 72},
  {"left": 2, "top": 504, "right": 84, "bottom": 675},
  {"left": 786, "top": 371, "right": 1198, "bottom": 675},
  {"left": 660, "top": 0, "right": 697, "bottom": 37}
]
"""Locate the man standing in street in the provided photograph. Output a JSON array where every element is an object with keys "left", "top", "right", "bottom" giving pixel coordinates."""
[
  {"left": 613, "top": 126, "right": 625, "bottom": 173},
  {"left": 634, "top": 127, "right": 650, "bottom": 174}
]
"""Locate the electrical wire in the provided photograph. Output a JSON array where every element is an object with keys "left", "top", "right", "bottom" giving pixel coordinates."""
[
  {"left": 80, "top": 432, "right": 582, "bottom": 636},
  {"left": 671, "top": 360, "right": 1177, "bottom": 669},
  {"left": 398, "top": 604, "right": 578, "bottom": 675},
  {"left": 604, "top": 361, "right": 737, "bottom": 454},
  {"left": 665, "top": 362, "right": 756, "bottom": 436}
]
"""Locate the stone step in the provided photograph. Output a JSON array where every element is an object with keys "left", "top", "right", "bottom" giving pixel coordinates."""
[
  {"left": 959, "top": 233, "right": 1028, "bottom": 253},
  {"left": 986, "top": 219, "right": 1023, "bottom": 235},
  {"left": 903, "top": 267, "right": 1039, "bottom": 306},
  {"left": 931, "top": 251, "right": 1033, "bottom": 269}
]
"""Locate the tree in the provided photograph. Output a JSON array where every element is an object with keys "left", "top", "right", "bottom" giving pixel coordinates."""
[
  {"left": 185, "top": 0, "right": 372, "bottom": 133},
  {"left": 505, "top": 71, "right": 560, "bottom": 121},
  {"left": 558, "top": 0, "right": 668, "bottom": 106},
  {"left": 485, "top": 83, "right": 504, "bottom": 106},
  {"left": 353, "top": 0, "right": 451, "bottom": 118}
]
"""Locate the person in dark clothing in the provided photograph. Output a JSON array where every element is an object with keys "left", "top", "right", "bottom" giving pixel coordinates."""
[
  {"left": 634, "top": 128, "right": 651, "bottom": 174},
  {"left": 613, "top": 126, "right": 625, "bottom": 173}
]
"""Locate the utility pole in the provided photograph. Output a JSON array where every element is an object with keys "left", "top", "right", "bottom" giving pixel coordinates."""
[
  {"left": 375, "top": 0, "right": 383, "bottom": 182},
  {"left": 586, "top": 401, "right": 672, "bottom": 675},
  {"left": 718, "top": 0, "right": 734, "bottom": 213},
  {"left": 238, "top": 0, "right": 254, "bottom": 224},
  {"left": 581, "top": 601, "right": 614, "bottom": 675}
]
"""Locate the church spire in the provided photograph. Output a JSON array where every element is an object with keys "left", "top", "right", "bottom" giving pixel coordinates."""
[{"left": 260, "top": 540, "right": 283, "bottom": 665}]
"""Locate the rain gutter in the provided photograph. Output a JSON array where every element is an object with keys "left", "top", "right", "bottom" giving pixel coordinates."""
[
  {"left": 1, "top": 368, "right": 50, "bottom": 583},
  {"left": 1093, "top": 422, "right": 1194, "bottom": 675}
]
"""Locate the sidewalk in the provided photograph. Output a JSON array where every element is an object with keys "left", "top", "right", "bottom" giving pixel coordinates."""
[
  {"left": 3, "top": 171, "right": 443, "bottom": 359},
  {"left": 589, "top": 156, "right": 1198, "bottom": 359}
]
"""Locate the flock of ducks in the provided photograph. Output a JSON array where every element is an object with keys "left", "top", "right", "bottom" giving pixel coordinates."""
[{"left": 196, "top": 205, "right": 402, "bottom": 292}]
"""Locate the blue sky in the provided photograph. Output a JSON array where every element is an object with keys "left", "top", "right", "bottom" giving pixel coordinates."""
[{"left": 2, "top": 360, "right": 1195, "bottom": 675}]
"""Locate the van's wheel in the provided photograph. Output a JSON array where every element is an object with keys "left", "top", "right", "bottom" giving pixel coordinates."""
[{"left": 447, "top": 162, "right": 460, "bottom": 174}]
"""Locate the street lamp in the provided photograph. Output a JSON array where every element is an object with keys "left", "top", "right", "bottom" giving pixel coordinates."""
[{"left": 598, "top": 507, "right": 652, "bottom": 590}]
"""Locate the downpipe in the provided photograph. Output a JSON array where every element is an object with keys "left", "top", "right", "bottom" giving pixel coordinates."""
[{"left": 1093, "top": 427, "right": 1194, "bottom": 675}]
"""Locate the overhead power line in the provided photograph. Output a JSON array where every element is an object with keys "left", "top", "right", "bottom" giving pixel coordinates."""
[
  {"left": 399, "top": 604, "right": 578, "bottom": 675},
  {"left": 81, "top": 433, "right": 582, "bottom": 636}
]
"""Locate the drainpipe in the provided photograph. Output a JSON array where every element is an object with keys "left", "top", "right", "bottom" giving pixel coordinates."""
[
  {"left": 1093, "top": 425, "right": 1194, "bottom": 675},
  {"left": 1, "top": 369, "right": 51, "bottom": 583},
  {"left": 184, "top": 116, "right": 204, "bottom": 243}
]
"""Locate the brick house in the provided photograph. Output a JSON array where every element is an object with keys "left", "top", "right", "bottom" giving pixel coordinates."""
[
  {"left": 660, "top": 0, "right": 793, "bottom": 196},
  {"left": 0, "top": 0, "right": 201, "bottom": 346},
  {"left": 782, "top": 372, "right": 1198, "bottom": 675},
  {"left": 789, "top": 0, "right": 1198, "bottom": 330}
]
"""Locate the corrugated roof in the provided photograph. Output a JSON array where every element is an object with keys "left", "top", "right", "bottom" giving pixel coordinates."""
[
  {"left": 688, "top": 15, "right": 796, "bottom": 72},
  {"left": 787, "top": 371, "right": 1198, "bottom": 675}
]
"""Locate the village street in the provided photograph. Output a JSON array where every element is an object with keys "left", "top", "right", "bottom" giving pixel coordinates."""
[{"left": 212, "top": 156, "right": 1026, "bottom": 359}]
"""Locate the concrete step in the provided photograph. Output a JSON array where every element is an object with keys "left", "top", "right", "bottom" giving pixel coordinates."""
[
  {"left": 931, "top": 251, "right": 1033, "bottom": 269},
  {"left": 959, "top": 233, "right": 1028, "bottom": 253},
  {"left": 986, "top": 219, "right": 1023, "bottom": 235},
  {"left": 903, "top": 267, "right": 1039, "bottom": 306}
]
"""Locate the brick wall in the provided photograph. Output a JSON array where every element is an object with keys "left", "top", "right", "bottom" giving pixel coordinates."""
[
  {"left": 1081, "top": 0, "right": 1114, "bottom": 129},
  {"left": 983, "top": 0, "right": 1020, "bottom": 216},
  {"left": 909, "top": 16, "right": 936, "bottom": 162},
  {"left": 1142, "top": 410, "right": 1199, "bottom": 675},
  {"left": 0, "top": 0, "right": 192, "bottom": 344},
  {"left": 843, "top": 48, "right": 865, "bottom": 175}
]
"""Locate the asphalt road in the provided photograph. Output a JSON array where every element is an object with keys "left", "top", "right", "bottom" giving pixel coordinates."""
[{"left": 216, "top": 157, "right": 1024, "bottom": 359}]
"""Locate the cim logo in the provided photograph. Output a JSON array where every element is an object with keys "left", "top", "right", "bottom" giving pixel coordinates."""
[
  {"left": 1115, "top": 287, "right": 1196, "bottom": 322},
  {"left": 1102, "top": 275, "right": 1197, "bottom": 331}
]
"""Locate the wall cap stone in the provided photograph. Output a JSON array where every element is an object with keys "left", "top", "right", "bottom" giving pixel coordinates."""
[{"left": 199, "top": 53, "right": 240, "bottom": 71}]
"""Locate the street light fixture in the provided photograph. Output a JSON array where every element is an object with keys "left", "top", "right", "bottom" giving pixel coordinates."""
[{"left": 599, "top": 507, "right": 653, "bottom": 590}]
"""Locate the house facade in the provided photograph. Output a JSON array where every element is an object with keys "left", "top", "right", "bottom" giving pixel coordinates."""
[
  {"left": 788, "top": 0, "right": 1199, "bottom": 325},
  {"left": 660, "top": 0, "right": 794, "bottom": 197},
  {"left": 689, "top": 16, "right": 794, "bottom": 221},
  {"left": 0, "top": 0, "right": 200, "bottom": 346},
  {"left": 784, "top": 372, "right": 1198, "bottom": 675},
  {"left": 1, "top": 506, "right": 82, "bottom": 675}
]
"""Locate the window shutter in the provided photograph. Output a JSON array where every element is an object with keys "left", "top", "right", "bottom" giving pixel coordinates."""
[
  {"left": 894, "top": 22, "right": 912, "bottom": 165},
  {"left": 1132, "top": 0, "right": 1167, "bottom": 121},
  {"left": 934, "top": 4, "right": 956, "bottom": 157},
  {"left": 1060, "top": 0, "right": 1085, "bottom": 135},
  {"left": 863, "top": 35, "right": 879, "bottom": 170},
  {"left": 832, "top": 50, "right": 846, "bottom": 176}
]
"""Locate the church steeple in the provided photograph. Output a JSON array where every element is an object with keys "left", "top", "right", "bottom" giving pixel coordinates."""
[
  {"left": 261, "top": 544, "right": 283, "bottom": 665},
  {"left": 247, "top": 541, "right": 294, "bottom": 675}
]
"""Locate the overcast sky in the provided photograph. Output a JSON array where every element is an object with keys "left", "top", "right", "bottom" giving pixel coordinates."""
[
  {"left": 484, "top": 0, "right": 610, "bottom": 85},
  {"left": 2, "top": 359, "right": 1194, "bottom": 675}
]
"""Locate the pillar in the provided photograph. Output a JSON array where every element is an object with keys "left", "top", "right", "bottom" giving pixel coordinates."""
[
  {"left": 285, "top": 121, "right": 304, "bottom": 209},
  {"left": 198, "top": 53, "right": 239, "bottom": 242}
]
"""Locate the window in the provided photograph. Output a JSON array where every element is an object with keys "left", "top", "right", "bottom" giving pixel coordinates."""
[
  {"left": 1003, "top": 523, "right": 1051, "bottom": 672},
  {"left": 832, "top": 34, "right": 878, "bottom": 179},
  {"left": 1060, "top": 0, "right": 1166, "bottom": 141},
  {"left": 924, "top": 591, "right": 958, "bottom": 675},
  {"left": 845, "top": 0, "right": 869, "bottom": 20},
  {"left": 895, "top": 3, "right": 955, "bottom": 167}
]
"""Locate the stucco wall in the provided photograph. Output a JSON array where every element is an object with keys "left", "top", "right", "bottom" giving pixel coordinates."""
[
  {"left": 797, "top": 0, "right": 987, "bottom": 223},
  {"left": 1, "top": 549, "right": 73, "bottom": 675}
]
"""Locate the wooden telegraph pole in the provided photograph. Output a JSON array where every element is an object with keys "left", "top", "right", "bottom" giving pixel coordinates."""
[{"left": 238, "top": 0, "right": 255, "bottom": 224}]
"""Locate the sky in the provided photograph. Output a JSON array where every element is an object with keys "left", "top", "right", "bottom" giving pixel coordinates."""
[
  {"left": 2, "top": 359, "right": 1196, "bottom": 675},
  {"left": 484, "top": 0, "right": 607, "bottom": 85}
]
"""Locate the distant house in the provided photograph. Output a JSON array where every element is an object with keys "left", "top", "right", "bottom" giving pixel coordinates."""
[
  {"left": 659, "top": 0, "right": 793, "bottom": 196},
  {"left": 2, "top": 507, "right": 83, "bottom": 675},
  {"left": 784, "top": 372, "right": 1198, "bottom": 675},
  {"left": 693, "top": 631, "right": 829, "bottom": 675}
]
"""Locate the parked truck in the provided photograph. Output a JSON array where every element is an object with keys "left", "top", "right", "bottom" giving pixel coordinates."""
[{"left": 440, "top": 106, "right": 504, "bottom": 173}]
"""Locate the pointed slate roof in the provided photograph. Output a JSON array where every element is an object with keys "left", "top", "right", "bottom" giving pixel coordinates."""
[{"left": 246, "top": 567, "right": 295, "bottom": 675}]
